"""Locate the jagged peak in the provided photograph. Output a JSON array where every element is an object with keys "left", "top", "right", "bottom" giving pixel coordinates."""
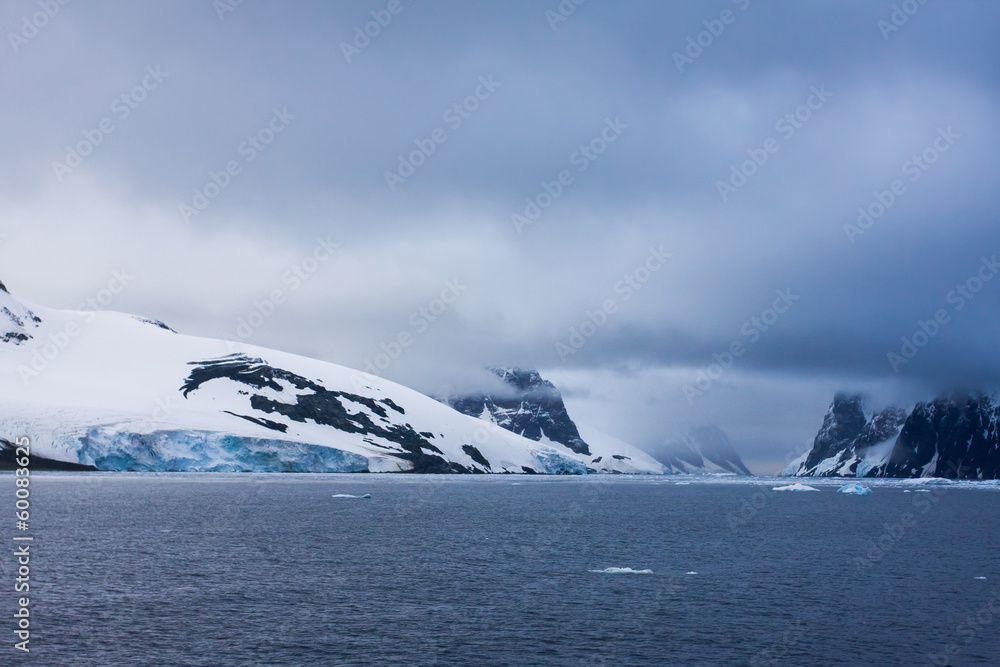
[
  {"left": 488, "top": 366, "right": 551, "bottom": 391},
  {"left": 0, "top": 281, "right": 42, "bottom": 346},
  {"left": 663, "top": 425, "right": 752, "bottom": 475},
  {"left": 447, "top": 366, "right": 590, "bottom": 456}
]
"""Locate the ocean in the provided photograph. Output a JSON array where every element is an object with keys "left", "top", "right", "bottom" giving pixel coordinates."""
[{"left": 4, "top": 474, "right": 999, "bottom": 666}]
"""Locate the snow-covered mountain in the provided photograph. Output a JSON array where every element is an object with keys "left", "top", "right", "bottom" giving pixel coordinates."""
[
  {"left": 788, "top": 392, "right": 1000, "bottom": 479},
  {"left": 789, "top": 393, "right": 908, "bottom": 477},
  {"left": 444, "top": 367, "right": 666, "bottom": 474},
  {"left": 661, "top": 425, "right": 752, "bottom": 475},
  {"left": 1, "top": 280, "right": 42, "bottom": 344},
  {"left": 0, "top": 283, "right": 663, "bottom": 474}
]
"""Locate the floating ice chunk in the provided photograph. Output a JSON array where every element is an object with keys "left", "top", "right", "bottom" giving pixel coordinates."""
[
  {"left": 975, "top": 576, "right": 987, "bottom": 580},
  {"left": 898, "top": 477, "right": 953, "bottom": 486},
  {"left": 686, "top": 571, "right": 698, "bottom": 575},
  {"left": 838, "top": 484, "right": 872, "bottom": 495},
  {"left": 772, "top": 483, "right": 820, "bottom": 492},
  {"left": 588, "top": 567, "right": 653, "bottom": 575},
  {"left": 332, "top": 493, "right": 371, "bottom": 499}
]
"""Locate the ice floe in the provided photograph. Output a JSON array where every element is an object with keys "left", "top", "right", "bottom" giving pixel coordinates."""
[
  {"left": 772, "top": 483, "right": 820, "bottom": 492},
  {"left": 837, "top": 484, "right": 872, "bottom": 495},
  {"left": 588, "top": 567, "right": 653, "bottom": 575}
]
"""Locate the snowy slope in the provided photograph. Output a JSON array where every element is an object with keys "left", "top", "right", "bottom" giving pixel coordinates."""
[
  {"left": 0, "top": 285, "right": 661, "bottom": 474},
  {"left": 574, "top": 424, "right": 668, "bottom": 474}
]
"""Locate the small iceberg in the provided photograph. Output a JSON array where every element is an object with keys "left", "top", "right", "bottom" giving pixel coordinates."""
[
  {"left": 838, "top": 484, "right": 872, "bottom": 495},
  {"left": 588, "top": 567, "right": 653, "bottom": 575},
  {"left": 686, "top": 571, "right": 698, "bottom": 575},
  {"left": 772, "top": 483, "right": 820, "bottom": 492},
  {"left": 975, "top": 576, "right": 987, "bottom": 580},
  {"left": 332, "top": 493, "right": 371, "bottom": 499}
]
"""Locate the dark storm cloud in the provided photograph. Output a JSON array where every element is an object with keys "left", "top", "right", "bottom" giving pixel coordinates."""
[{"left": 1, "top": 0, "right": 997, "bottom": 468}]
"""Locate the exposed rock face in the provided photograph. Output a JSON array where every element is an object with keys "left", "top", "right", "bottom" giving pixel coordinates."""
[
  {"left": 882, "top": 393, "right": 1000, "bottom": 479},
  {"left": 447, "top": 367, "right": 590, "bottom": 456},
  {"left": 796, "top": 394, "right": 907, "bottom": 477},
  {"left": 792, "top": 392, "right": 1000, "bottom": 479},
  {"left": 1, "top": 285, "right": 42, "bottom": 345},
  {"left": 182, "top": 354, "right": 470, "bottom": 474},
  {"left": 444, "top": 368, "right": 668, "bottom": 474}
]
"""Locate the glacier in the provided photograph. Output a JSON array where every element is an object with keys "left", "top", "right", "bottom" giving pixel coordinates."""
[
  {"left": 75, "top": 428, "right": 370, "bottom": 473},
  {"left": 0, "top": 281, "right": 666, "bottom": 475}
]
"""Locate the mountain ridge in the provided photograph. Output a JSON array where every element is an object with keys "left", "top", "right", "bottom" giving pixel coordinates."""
[{"left": 789, "top": 392, "right": 1000, "bottom": 478}]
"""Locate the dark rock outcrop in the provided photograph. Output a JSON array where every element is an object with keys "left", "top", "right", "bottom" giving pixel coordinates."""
[
  {"left": 183, "top": 354, "right": 472, "bottom": 474},
  {"left": 882, "top": 393, "right": 1000, "bottom": 479},
  {"left": 447, "top": 367, "right": 591, "bottom": 456},
  {"left": 796, "top": 394, "right": 907, "bottom": 477},
  {"left": 793, "top": 392, "right": 1000, "bottom": 479}
]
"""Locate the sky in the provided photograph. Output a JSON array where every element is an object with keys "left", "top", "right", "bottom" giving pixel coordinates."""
[{"left": 1, "top": 0, "right": 998, "bottom": 473}]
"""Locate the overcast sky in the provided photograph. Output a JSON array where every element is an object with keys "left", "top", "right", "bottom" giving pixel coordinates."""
[{"left": 2, "top": 0, "right": 997, "bottom": 472}]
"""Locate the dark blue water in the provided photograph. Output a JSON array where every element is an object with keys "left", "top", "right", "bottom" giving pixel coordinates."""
[{"left": 3, "top": 474, "right": 999, "bottom": 666}]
